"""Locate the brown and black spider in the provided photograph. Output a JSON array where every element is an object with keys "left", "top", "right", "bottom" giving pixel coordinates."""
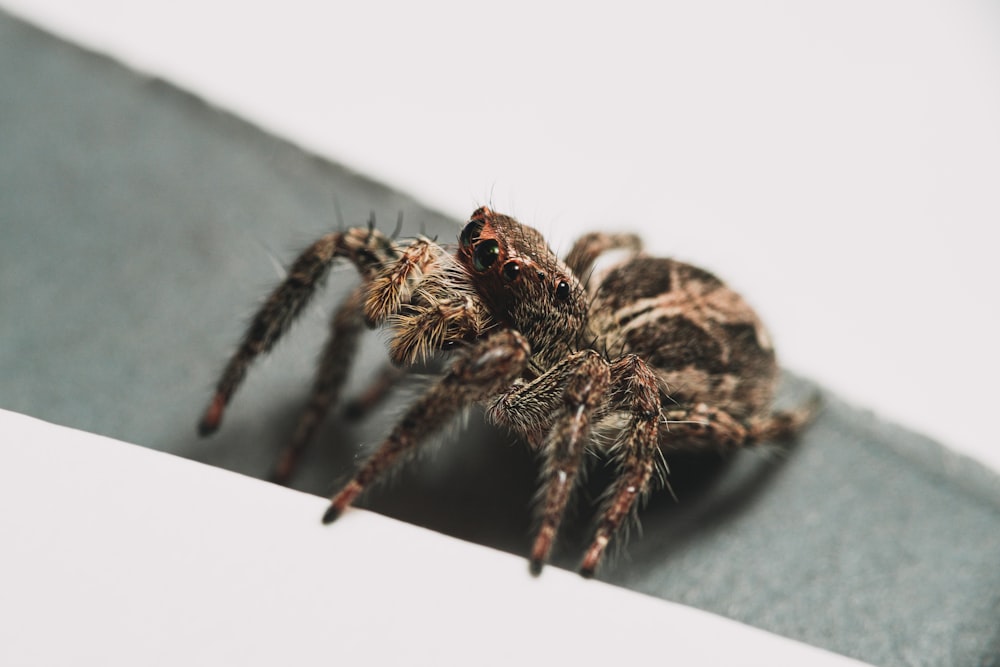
[{"left": 198, "top": 206, "right": 815, "bottom": 577}]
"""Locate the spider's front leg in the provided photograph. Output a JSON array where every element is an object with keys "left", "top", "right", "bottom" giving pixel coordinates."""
[
  {"left": 523, "top": 351, "right": 611, "bottom": 575},
  {"left": 274, "top": 239, "right": 443, "bottom": 482},
  {"left": 580, "top": 354, "right": 661, "bottom": 577},
  {"left": 321, "top": 329, "right": 529, "bottom": 523},
  {"left": 269, "top": 285, "right": 366, "bottom": 484},
  {"left": 197, "top": 227, "right": 393, "bottom": 436},
  {"left": 490, "top": 353, "right": 662, "bottom": 576}
]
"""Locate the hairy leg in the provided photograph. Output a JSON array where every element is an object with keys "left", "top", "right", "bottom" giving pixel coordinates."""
[
  {"left": 529, "top": 350, "right": 611, "bottom": 575},
  {"left": 198, "top": 227, "right": 394, "bottom": 436},
  {"left": 660, "top": 399, "right": 818, "bottom": 453},
  {"left": 269, "top": 286, "right": 366, "bottom": 484},
  {"left": 322, "top": 330, "right": 530, "bottom": 523},
  {"left": 563, "top": 232, "right": 642, "bottom": 279},
  {"left": 580, "top": 354, "right": 661, "bottom": 577},
  {"left": 747, "top": 398, "right": 821, "bottom": 444},
  {"left": 576, "top": 398, "right": 814, "bottom": 575}
]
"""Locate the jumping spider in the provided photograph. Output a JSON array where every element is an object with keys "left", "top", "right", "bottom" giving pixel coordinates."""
[{"left": 198, "top": 206, "right": 814, "bottom": 577}]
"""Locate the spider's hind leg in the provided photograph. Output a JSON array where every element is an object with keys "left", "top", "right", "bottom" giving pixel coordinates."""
[
  {"left": 563, "top": 232, "right": 642, "bottom": 278},
  {"left": 746, "top": 396, "right": 821, "bottom": 444},
  {"left": 659, "top": 397, "right": 819, "bottom": 455}
]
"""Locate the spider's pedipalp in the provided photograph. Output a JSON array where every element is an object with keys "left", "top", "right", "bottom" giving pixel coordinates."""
[
  {"left": 385, "top": 255, "right": 489, "bottom": 365},
  {"left": 363, "top": 237, "right": 438, "bottom": 326}
]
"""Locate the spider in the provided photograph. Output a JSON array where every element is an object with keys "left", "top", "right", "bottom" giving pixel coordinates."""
[{"left": 198, "top": 206, "right": 815, "bottom": 577}]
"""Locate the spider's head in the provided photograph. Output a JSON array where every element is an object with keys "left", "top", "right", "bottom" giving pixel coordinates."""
[{"left": 458, "top": 207, "right": 588, "bottom": 361}]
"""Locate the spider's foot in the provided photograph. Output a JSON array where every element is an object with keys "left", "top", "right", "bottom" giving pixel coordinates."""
[
  {"left": 528, "top": 525, "right": 556, "bottom": 577},
  {"left": 579, "top": 535, "right": 609, "bottom": 578},
  {"left": 321, "top": 504, "right": 343, "bottom": 524},
  {"left": 322, "top": 481, "right": 362, "bottom": 524},
  {"left": 197, "top": 393, "right": 226, "bottom": 437}
]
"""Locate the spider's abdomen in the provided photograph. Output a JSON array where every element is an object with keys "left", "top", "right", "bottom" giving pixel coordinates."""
[{"left": 587, "top": 256, "right": 778, "bottom": 420}]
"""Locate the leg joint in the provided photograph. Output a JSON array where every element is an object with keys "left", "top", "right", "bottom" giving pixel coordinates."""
[{"left": 563, "top": 351, "right": 611, "bottom": 408}]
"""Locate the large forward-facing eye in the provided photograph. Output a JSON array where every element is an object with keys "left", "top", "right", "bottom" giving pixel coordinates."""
[
  {"left": 473, "top": 239, "right": 500, "bottom": 271},
  {"left": 460, "top": 219, "right": 485, "bottom": 249}
]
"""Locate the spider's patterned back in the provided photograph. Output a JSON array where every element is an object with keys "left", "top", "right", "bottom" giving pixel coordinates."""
[{"left": 587, "top": 255, "right": 778, "bottom": 421}]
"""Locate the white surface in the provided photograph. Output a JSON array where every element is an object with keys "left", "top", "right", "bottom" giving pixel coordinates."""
[
  {"left": 3, "top": 0, "right": 998, "bottom": 478},
  {"left": 0, "top": 409, "right": 869, "bottom": 666}
]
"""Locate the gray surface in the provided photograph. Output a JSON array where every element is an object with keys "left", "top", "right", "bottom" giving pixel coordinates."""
[{"left": 2, "top": 12, "right": 998, "bottom": 666}]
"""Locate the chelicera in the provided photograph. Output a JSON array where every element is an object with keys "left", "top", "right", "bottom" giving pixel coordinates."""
[{"left": 199, "top": 206, "right": 815, "bottom": 576}]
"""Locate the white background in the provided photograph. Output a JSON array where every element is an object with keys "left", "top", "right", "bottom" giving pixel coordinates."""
[
  {"left": 0, "top": 409, "right": 868, "bottom": 667},
  {"left": 4, "top": 0, "right": 998, "bottom": 477}
]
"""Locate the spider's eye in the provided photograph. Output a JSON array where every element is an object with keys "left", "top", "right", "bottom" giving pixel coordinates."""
[
  {"left": 555, "top": 280, "right": 571, "bottom": 301},
  {"left": 502, "top": 260, "right": 521, "bottom": 282},
  {"left": 473, "top": 239, "right": 500, "bottom": 271},
  {"left": 460, "top": 219, "right": 484, "bottom": 249}
]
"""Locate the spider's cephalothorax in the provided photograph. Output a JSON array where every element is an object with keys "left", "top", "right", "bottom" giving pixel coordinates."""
[
  {"left": 457, "top": 207, "right": 589, "bottom": 371},
  {"left": 198, "top": 206, "right": 815, "bottom": 576}
]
